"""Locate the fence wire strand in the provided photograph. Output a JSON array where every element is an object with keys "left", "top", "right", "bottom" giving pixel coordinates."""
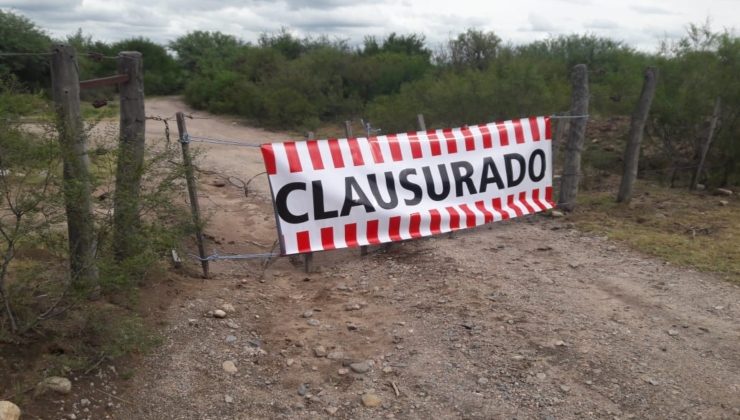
[
  {"left": 190, "top": 251, "right": 281, "bottom": 262},
  {"left": 183, "top": 114, "right": 587, "bottom": 148}
]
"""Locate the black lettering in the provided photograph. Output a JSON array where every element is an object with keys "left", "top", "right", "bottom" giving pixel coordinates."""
[
  {"left": 422, "top": 164, "right": 451, "bottom": 201},
  {"left": 276, "top": 182, "right": 308, "bottom": 224},
  {"left": 450, "top": 161, "right": 477, "bottom": 197},
  {"left": 528, "top": 149, "right": 546, "bottom": 182},
  {"left": 312, "top": 180, "right": 338, "bottom": 220},
  {"left": 340, "top": 177, "right": 376, "bottom": 216},
  {"left": 399, "top": 168, "right": 423, "bottom": 206},
  {"left": 504, "top": 153, "right": 526, "bottom": 187},
  {"left": 367, "top": 172, "right": 398, "bottom": 210},
  {"left": 479, "top": 157, "right": 505, "bottom": 193}
]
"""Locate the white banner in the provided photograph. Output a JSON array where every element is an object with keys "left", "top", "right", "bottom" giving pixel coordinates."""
[{"left": 261, "top": 117, "right": 554, "bottom": 255}]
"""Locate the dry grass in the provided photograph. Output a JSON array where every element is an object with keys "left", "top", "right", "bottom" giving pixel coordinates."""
[{"left": 570, "top": 181, "right": 739, "bottom": 282}]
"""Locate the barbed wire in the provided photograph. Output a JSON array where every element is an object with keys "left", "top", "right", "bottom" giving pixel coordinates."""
[
  {"left": 189, "top": 251, "right": 281, "bottom": 262},
  {"left": 186, "top": 134, "right": 262, "bottom": 148},
  {"left": 550, "top": 114, "right": 589, "bottom": 119},
  {"left": 0, "top": 51, "right": 137, "bottom": 59},
  {"left": 183, "top": 116, "right": 589, "bottom": 148},
  {"left": 0, "top": 52, "right": 53, "bottom": 57}
]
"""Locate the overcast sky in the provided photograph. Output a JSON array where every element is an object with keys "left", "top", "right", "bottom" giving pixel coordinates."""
[{"left": 1, "top": 0, "right": 737, "bottom": 52}]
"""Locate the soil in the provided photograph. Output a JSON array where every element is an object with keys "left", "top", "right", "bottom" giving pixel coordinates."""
[{"left": 27, "top": 97, "right": 740, "bottom": 419}]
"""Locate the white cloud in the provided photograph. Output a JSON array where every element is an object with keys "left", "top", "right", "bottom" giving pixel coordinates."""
[
  {"left": 0, "top": 0, "right": 736, "bottom": 52},
  {"left": 526, "top": 12, "right": 557, "bottom": 33}
]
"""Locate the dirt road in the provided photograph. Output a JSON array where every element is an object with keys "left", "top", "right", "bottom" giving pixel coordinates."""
[{"left": 117, "top": 97, "right": 739, "bottom": 419}]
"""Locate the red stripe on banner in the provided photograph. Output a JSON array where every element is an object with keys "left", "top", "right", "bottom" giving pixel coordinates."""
[
  {"left": 460, "top": 203, "right": 477, "bottom": 228},
  {"left": 347, "top": 138, "right": 364, "bottom": 166},
  {"left": 297, "top": 231, "right": 311, "bottom": 253},
  {"left": 408, "top": 132, "right": 423, "bottom": 159},
  {"left": 479, "top": 124, "right": 493, "bottom": 148},
  {"left": 545, "top": 186, "right": 554, "bottom": 205},
  {"left": 462, "top": 126, "right": 475, "bottom": 151},
  {"left": 284, "top": 141, "right": 302, "bottom": 173},
  {"left": 496, "top": 122, "right": 509, "bottom": 146},
  {"left": 529, "top": 117, "right": 541, "bottom": 141},
  {"left": 545, "top": 117, "right": 552, "bottom": 140},
  {"left": 367, "top": 220, "right": 381, "bottom": 244},
  {"left": 429, "top": 209, "right": 442, "bottom": 234},
  {"left": 367, "top": 136, "right": 385, "bottom": 164},
  {"left": 261, "top": 144, "right": 276, "bottom": 175},
  {"left": 513, "top": 119, "right": 525, "bottom": 144},
  {"left": 531, "top": 189, "right": 548, "bottom": 211},
  {"left": 306, "top": 140, "right": 324, "bottom": 170},
  {"left": 492, "top": 197, "right": 509, "bottom": 220},
  {"left": 507, "top": 194, "right": 524, "bottom": 217},
  {"left": 320, "top": 227, "right": 335, "bottom": 250},
  {"left": 446, "top": 206, "right": 460, "bottom": 230},
  {"left": 389, "top": 216, "right": 402, "bottom": 241},
  {"left": 387, "top": 134, "right": 403, "bottom": 161},
  {"left": 345, "top": 224, "right": 358, "bottom": 248},
  {"left": 327, "top": 139, "right": 345, "bottom": 168},
  {"left": 409, "top": 212, "right": 422, "bottom": 238},
  {"left": 519, "top": 191, "right": 536, "bottom": 213},
  {"left": 427, "top": 130, "right": 442, "bottom": 156},
  {"left": 475, "top": 200, "right": 494, "bottom": 223},
  {"left": 442, "top": 128, "right": 457, "bottom": 154}
]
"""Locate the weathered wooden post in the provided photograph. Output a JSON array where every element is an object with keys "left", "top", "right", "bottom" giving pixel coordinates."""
[
  {"left": 50, "top": 44, "right": 98, "bottom": 286},
  {"left": 345, "top": 121, "right": 370, "bottom": 256},
  {"left": 558, "top": 64, "right": 589, "bottom": 212},
  {"left": 113, "top": 51, "right": 147, "bottom": 259},
  {"left": 417, "top": 113, "right": 426, "bottom": 131},
  {"left": 303, "top": 131, "right": 315, "bottom": 273},
  {"left": 691, "top": 97, "right": 721, "bottom": 190},
  {"left": 176, "top": 112, "right": 209, "bottom": 278},
  {"left": 617, "top": 67, "right": 658, "bottom": 203}
]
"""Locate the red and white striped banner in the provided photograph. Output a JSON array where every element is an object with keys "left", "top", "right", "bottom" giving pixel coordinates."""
[{"left": 261, "top": 117, "right": 554, "bottom": 255}]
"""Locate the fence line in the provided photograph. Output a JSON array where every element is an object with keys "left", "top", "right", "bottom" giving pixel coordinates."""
[
  {"left": 190, "top": 251, "right": 280, "bottom": 261},
  {"left": 181, "top": 114, "right": 588, "bottom": 149}
]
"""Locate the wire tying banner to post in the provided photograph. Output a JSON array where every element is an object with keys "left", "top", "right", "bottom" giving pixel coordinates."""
[{"left": 261, "top": 117, "right": 554, "bottom": 255}]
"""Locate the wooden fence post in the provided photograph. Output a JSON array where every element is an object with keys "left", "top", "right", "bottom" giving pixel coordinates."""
[
  {"left": 344, "top": 121, "right": 370, "bottom": 256},
  {"left": 176, "top": 112, "right": 209, "bottom": 278},
  {"left": 50, "top": 44, "right": 98, "bottom": 286},
  {"left": 417, "top": 113, "right": 426, "bottom": 131},
  {"left": 113, "top": 51, "right": 147, "bottom": 259},
  {"left": 557, "top": 64, "right": 589, "bottom": 212},
  {"left": 617, "top": 67, "right": 658, "bottom": 203},
  {"left": 303, "top": 131, "right": 315, "bottom": 273},
  {"left": 691, "top": 96, "right": 721, "bottom": 190}
]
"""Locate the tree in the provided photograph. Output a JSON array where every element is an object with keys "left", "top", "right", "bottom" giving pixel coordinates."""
[
  {"left": 446, "top": 29, "right": 502, "bottom": 70},
  {"left": 112, "top": 37, "right": 183, "bottom": 94},
  {"left": 0, "top": 10, "right": 52, "bottom": 89},
  {"left": 169, "top": 31, "right": 242, "bottom": 73}
]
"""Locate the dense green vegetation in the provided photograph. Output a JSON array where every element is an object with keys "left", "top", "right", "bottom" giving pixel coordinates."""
[{"left": 1, "top": 10, "right": 738, "bottom": 186}]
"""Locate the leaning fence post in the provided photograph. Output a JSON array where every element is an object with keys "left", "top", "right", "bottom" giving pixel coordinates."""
[
  {"left": 690, "top": 96, "right": 721, "bottom": 191},
  {"left": 617, "top": 67, "right": 658, "bottom": 203},
  {"left": 50, "top": 44, "right": 98, "bottom": 286},
  {"left": 557, "top": 64, "right": 589, "bottom": 212},
  {"left": 176, "top": 112, "right": 209, "bottom": 278},
  {"left": 113, "top": 51, "right": 147, "bottom": 260}
]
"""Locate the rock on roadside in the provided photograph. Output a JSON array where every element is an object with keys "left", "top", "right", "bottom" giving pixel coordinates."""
[
  {"left": 222, "top": 360, "right": 238, "bottom": 374},
  {"left": 361, "top": 393, "right": 382, "bottom": 408},
  {"left": 34, "top": 377, "right": 72, "bottom": 397},
  {"left": 350, "top": 361, "right": 371, "bottom": 374},
  {"left": 0, "top": 401, "right": 21, "bottom": 420}
]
